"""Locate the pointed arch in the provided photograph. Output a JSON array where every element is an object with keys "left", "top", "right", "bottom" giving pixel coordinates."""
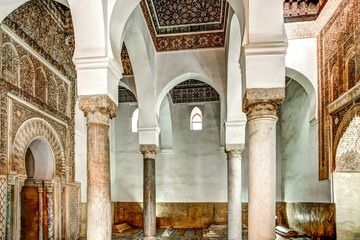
[
  {"left": 1, "top": 42, "right": 20, "bottom": 86},
  {"left": 335, "top": 115, "right": 360, "bottom": 172},
  {"left": 19, "top": 55, "right": 35, "bottom": 96},
  {"left": 12, "top": 118, "right": 65, "bottom": 178},
  {"left": 333, "top": 104, "right": 360, "bottom": 171},
  {"left": 344, "top": 47, "right": 356, "bottom": 90},
  {"left": 330, "top": 63, "right": 341, "bottom": 102},
  {"left": 286, "top": 67, "right": 317, "bottom": 122},
  {"left": 47, "top": 76, "right": 58, "bottom": 110},
  {"left": 58, "top": 84, "right": 68, "bottom": 115},
  {"left": 35, "top": 67, "right": 47, "bottom": 102}
]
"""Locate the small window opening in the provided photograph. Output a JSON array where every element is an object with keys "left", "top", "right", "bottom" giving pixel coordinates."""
[
  {"left": 132, "top": 108, "right": 139, "bottom": 132},
  {"left": 190, "top": 107, "right": 202, "bottom": 131}
]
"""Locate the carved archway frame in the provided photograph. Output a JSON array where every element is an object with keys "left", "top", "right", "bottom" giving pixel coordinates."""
[
  {"left": 12, "top": 117, "right": 66, "bottom": 178},
  {"left": 333, "top": 103, "right": 360, "bottom": 171}
]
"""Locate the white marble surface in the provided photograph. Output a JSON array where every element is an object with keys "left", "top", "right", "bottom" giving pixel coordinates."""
[{"left": 334, "top": 172, "right": 360, "bottom": 239}]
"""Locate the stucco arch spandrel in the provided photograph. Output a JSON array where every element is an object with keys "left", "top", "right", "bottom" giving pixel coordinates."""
[
  {"left": 12, "top": 118, "right": 65, "bottom": 178},
  {"left": 333, "top": 104, "right": 360, "bottom": 171}
]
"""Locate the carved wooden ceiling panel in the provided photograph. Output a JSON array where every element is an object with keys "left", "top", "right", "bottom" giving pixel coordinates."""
[
  {"left": 283, "top": 0, "right": 328, "bottom": 23},
  {"left": 140, "top": 0, "right": 228, "bottom": 52}
]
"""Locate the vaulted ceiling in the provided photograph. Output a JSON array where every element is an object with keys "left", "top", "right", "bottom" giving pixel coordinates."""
[{"left": 121, "top": 0, "right": 329, "bottom": 73}]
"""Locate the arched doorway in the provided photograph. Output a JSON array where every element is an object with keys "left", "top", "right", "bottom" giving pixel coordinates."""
[{"left": 21, "top": 138, "right": 54, "bottom": 240}]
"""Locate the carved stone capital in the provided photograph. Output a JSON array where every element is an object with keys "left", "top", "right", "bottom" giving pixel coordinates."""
[
  {"left": 34, "top": 180, "right": 43, "bottom": 192},
  {"left": 44, "top": 180, "right": 55, "bottom": 193},
  {"left": 225, "top": 144, "right": 245, "bottom": 160},
  {"left": 78, "top": 94, "right": 118, "bottom": 125},
  {"left": 140, "top": 145, "right": 159, "bottom": 160},
  {"left": 243, "top": 88, "right": 285, "bottom": 120}
]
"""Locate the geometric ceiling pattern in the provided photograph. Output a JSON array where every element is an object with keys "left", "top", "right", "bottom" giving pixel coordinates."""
[
  {"left": 170, "top": 80, "right": 220, "bottom": 103},
  {"left": 121, "top": 43, "right": 134, "bottom": 76},
  {"left": 140, "top": 0, "right": 228, "bottom": 52},
  {"left": 283, "top": 0, "right": 328, "bottom": 23}
]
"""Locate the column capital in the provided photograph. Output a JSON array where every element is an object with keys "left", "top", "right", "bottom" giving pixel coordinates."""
[
  {"left": 225, "top": 144, "right": 245, "bottom": 160},
  {"left": 17, "top": 177, "right": 26, "bottom": 191},
  {"left": 140, "top": 144, "right": 158, "bottom": 160},
  {"left": 78, "top": 94, "right": 118, "bottom": 125},
  {"left": 44, "top": 180, "right": 55, "bottom": 193},
  {"left": 34, "top": 180, "right": 43, "bottom": 192},
  {"left": 243, "top": 87, "right": 285, "bottom": 120}
]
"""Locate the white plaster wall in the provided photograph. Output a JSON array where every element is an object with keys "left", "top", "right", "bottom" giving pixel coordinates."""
[
  {"left": 334, "top": 173, "right": 360, "bottom": 239},
  {"left": 75, "top": 102, "right": 88, "bottom": 203},
  {"left": 112, "top": 102, "right": 228, "bottom": 202},
  {"left": 155, "top": 49, "right": 227, "bottom": 100},
  {"left": 286, "top": 37, "right": 317, "bottom": 92},
  {"left": 280, "top": 81, "right": 331, "bottom": 203}
]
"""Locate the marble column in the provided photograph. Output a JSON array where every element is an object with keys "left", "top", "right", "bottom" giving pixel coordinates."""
[
  {"left": 15, "top": 178, "right": 25, "bottom": 240},
  {"left": 140, "top": 145, "right": 158, "bottom": 238},
  {"left": 45, "top": 181, "right": 54, "bottom": 240},
  {"left": 78, "top": 95, "right": 117, "bottom": 240},
  {"left": 243, "top": 88, "right": 284, "bottom": 240},
  {"left": 226, "top": 144, "right": 245, "bottom": 240},
  {"left": 6, "top": 184, "right": 13, "bottom": 240},
  {"left": 35, "top": 181, "right": 44, "bottom": 240}
]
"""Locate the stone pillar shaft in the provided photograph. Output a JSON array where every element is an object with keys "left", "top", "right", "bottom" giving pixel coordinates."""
[
  {"left": 45, "top": 182, "right": 54, "bottom": 240},
  {"left": 35, "top": 181, "right": 44, "bottom": 240},
  {"left": 140, "top": 145, "right": 158, "bottom": 238},
  {"left": 6, "top": 185, "right": 12, "bottom": 240},
  {"left": 15, "top": 178, "right": 25, "bottom": 240},
  {"left": 79, "top": 95, "right": 117, "bottom": 240},
  {"left": 226, "top": 145, "right": 244, "bottom": 240},
  {"left": 243, "top": 88, "right": 284, "bottom": 240}
]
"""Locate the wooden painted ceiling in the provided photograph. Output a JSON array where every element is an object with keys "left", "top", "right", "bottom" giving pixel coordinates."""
[
  {"left": 284, "top": 0, "right": 328, "bottom": 23},
  {"left": 140, "top": 0, "right": 229, "bottom": 52}
]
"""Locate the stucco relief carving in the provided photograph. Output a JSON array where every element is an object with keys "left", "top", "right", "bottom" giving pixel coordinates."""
[
  {"left": 47, "top": 76, "right": 58, "bottom": 110},
  {"left": 333, "top": 104, "right": 360, "bottom": 172},
  {"left": 12, "top": 118, "right": 65, "bottom": 178},
  {"left": 35, "top": 67, "right": 47, "bottom": 103},
  {"left": 335, "top": 114, "right": 360, "bottom": 172},
  {"left": 58, "top": 84, "right": 68, "bottom": 115},
  {"left": 2, "top": 31, "right": 70, "bottom": 114},
  {"left": 0, "top": 90, "right": 8, "bottom": 175},
  {"left": 318, "top": 0, "right": 360, "bottom": 179},
  {"left": 2, "top": 42, "right": 20, "bottom": 87},
  {"left": 19, "top": 55, "right": 35, "bottom": 96}
]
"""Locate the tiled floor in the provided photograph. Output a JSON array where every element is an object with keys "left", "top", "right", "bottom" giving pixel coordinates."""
[{"left": 79, "top": 228, "right": 312, "bottom": 240}]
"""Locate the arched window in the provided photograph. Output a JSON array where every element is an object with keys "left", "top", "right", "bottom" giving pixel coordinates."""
[
  {"left": 190, "top": 107, "right": 202, "bottom": 131},
  {"left": 132, "top": 108, "right": 139, "bottom": 132}
]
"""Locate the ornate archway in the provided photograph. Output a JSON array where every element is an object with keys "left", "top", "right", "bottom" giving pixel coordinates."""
[
  {"left": 12, "top": 118, "right": 65, "bottom": 178},
  {"left": 334, "top": 104, "right": 360, "bottom": 171}
]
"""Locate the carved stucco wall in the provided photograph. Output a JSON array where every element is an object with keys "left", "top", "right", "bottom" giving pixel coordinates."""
[
  {"left": 318, "top": 0, "right": 360, "bottom": 180},
  {"left": 334, "top": 115, "right": 360, "bottom": 239},
  {"left": 0, "top": 0, "right": 76, "bottom": 181},
  {"left": 0, "top": 0, "right": 78, "bottom": 238},
  {"left": 335, "top": 112, "right": 360, "bottom": 172}
]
